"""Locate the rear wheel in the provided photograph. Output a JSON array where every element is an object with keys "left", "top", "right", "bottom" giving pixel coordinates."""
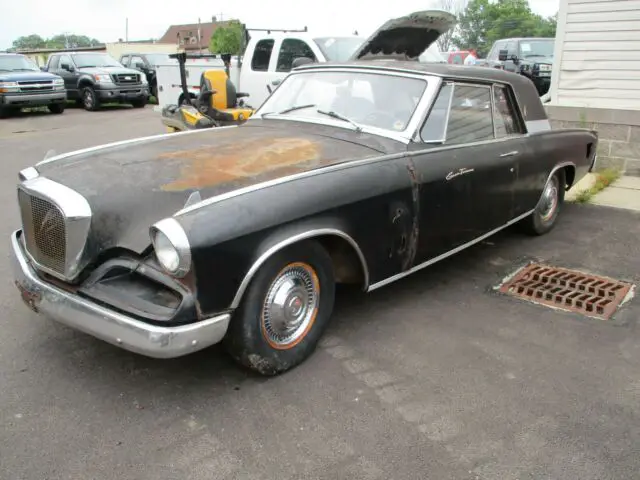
[
  {"left": 48, "top": 103, "right": 65, "bottom": 114},
  {"left": 521, "top": 168, "right": 565, "bottom": 235},
  {"left": 224, "top": 240, "right": 336, "bottom": 376},
  {"left": 0, "top": 107, "right": 16, "bottom": 119}
]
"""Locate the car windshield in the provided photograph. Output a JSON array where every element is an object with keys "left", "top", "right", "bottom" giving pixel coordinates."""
[
  {"left": 258, "top": 70, "right": 427, "bottom": 133},
  {"left": 144, "top": 53, "right": 173, "bottom": 66},
  {"left": 0, "top": 55, "right": 39, "bottom": 72},
  {"left": 72, "top": 53, "right": 122, "bottom": 68},
  {"left": 519, "top": 40, "right": 554, "bottom": 58},
  {"left": 313, "top": 37, "right": 364, "bottom": 62}
]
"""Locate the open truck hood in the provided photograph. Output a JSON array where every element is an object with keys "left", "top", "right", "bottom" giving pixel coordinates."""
[{"left": 350, "top": 10, "right": 457, "bottom": 61}]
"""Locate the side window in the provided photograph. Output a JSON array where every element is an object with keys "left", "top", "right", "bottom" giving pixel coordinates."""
[
  {"left": 48, "top": 55, "right": 59, "bottom": 70},
  {"left": 59, "top": 55, "right": 72, "bottom": 69},
  {"left": 276, "top": 39, "right": 317, "bottom": 72},
  {"left": 492, "top": 85, "right": 524, "bottom": 137},
  {"left": 489, "top": 42, "right": 503, "bottom": 60},
  {"left": 251, "top": 39, "right": 275, "bottom": 72},
  {"left": 505, "top": 41, "right": 517, "bottom": 57},
  {"left": 131, "top": 56, "right": 144, "bottom": 67},
  {"left": 445, "top": 84, "right": 494, "bottom": 145},
  {"left": 120, "top": 55, "right": 130, "bottom": 66},
  {"left": 420, "top": 83, "right": 454, "bottom": 142}
]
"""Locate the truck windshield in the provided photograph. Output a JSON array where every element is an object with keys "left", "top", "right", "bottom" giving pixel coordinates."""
[
  {"left": 258, "top": 70, "right": 427, "bottom": 133},
  {"left": 519, "top": 40, "right": 554, "bottom": 58},
  {"left": 0, "top": 55, "right": 39, "bottom": 72},
  {"left": 313, "top": 37, "right": 364, "bottom": 62},
  {"left": 72, "top": 54, "right": 122, "bottom": 68}
]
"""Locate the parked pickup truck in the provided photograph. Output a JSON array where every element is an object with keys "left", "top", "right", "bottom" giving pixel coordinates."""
[
  {"left": 0, "top": 53, "right": 66, "bottom": 118},
  {"left": 43, "top": 51, "right": 149, "bottom": 111},
  {"left": 119, "top": 52, "right": 174, "bottom": 100},
  {"left": 481, "top": 37, "right": 555, "bottom": 96},
  {"left": 10, "top": 10, "right": 598, "bottom": 376}
]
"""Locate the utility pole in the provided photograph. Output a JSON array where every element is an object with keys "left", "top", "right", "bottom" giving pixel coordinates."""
[{"left": 125, "top": 18, "right": 129, "bottom": 42}]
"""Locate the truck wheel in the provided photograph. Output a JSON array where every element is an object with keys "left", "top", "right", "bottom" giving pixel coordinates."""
[
  {"left": 0, "top": 107, "right": 16, "bottom": 119},
  {"left": 224, "top": 240, "right": 336, "bottom": 376},
  {"left": 81, "top": 86, "right": 100, "bottom": 111},
  {"left": 48, "top": 103, "right": 65, "bottom": 114},
  {"left": 521, "top": 168, "right": 565, "bottom": 235},
  {"left": 131, "top": 97, "right": 147, "bottom": 108}
]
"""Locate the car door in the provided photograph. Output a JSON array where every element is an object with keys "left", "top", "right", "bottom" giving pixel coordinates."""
[
  {"left": 55, "top": 54, "right": 78, "bottom": 95},
  {"left": 408, "top": 80, "right": 520, "bottom": 262}
]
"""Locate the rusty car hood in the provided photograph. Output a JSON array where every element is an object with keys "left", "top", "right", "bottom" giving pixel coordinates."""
[
  {"left": 350, "top": 10, "right": 457, "bottom": 61},
  {"left": 34, "top": 120, "right": 392, "bottom": 254}
]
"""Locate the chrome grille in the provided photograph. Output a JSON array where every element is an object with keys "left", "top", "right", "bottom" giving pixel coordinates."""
[
  {"left": 18, "top": 80, "right": 54, "bottom": 93},
  {"left": 18, "top": 189, "right": 67, "bottom": 274},
  {"left": 112, "top": 73, "right": 140, "bottom": 85}
]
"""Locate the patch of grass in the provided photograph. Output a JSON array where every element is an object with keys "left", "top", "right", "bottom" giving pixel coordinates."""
[{"left": 573, "top": 168, "right": 622, "bottom": 203}]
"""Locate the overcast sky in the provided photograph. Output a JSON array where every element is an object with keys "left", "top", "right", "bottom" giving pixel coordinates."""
[{"left": 2, "top": 0, "right": 560, "bottom": 50}]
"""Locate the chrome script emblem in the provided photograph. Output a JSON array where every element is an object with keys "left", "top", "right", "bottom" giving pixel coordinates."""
[{"left": 446, "top": 168, "right": 475, "bottom": 181}]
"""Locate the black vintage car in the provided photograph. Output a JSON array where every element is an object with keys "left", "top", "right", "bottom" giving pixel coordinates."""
[{"left": 11, "top": 11, "right": 598, "bottom": 375}]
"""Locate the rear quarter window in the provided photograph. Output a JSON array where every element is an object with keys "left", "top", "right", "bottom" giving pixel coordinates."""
[{"left": 251, "top": 39, "right": 275, "bottom": 72}]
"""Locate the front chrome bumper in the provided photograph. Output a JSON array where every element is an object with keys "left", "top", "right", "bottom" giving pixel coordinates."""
[{"left": 10, "top": 230, "right": 230, "bottom": 359}]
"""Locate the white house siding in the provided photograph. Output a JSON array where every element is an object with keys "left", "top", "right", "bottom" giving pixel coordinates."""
[{"left": 550, "top": 0, "right": 640, "bottom": 109}]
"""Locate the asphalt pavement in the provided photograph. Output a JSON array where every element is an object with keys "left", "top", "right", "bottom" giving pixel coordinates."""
[{"left": 1, "top": 106, "right": 639, "bottom": 480}]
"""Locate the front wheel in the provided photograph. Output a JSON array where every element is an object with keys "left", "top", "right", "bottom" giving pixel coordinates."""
[
  {"left": 81, "top": 86, "right": 100, "bottom": 111},
  {"left": 521, "top": 168, "right": 565, "bottom": 235},
  {"left": 131, "top": 97, "right": 147, "bottom": 108},
  {"left": 48, "top": 103, "right": 65, "bottom": 114},
  {"left": 224, "top": 240, "right": 336, "bottom": 376}
]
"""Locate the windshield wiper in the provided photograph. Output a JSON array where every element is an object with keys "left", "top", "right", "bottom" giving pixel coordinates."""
[
  {"left": 14, "top": 68, "right": 38, "bottom": 72},
  {"left": 262, "top": 103, "right": 317, "bottom": 117},
  {"left": 77, "top": 65, "right": 96, "bottom": 68},
  {"left": 316, "top": 109, "right": 363, "bottom": 132},
  {"left": 524, "top": 54, "right": 546, "bottom": 58}
]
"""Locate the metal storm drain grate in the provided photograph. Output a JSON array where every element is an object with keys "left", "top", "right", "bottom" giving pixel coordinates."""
[{"left": 498, "top": 263, "right": 635, "bottom": 320}]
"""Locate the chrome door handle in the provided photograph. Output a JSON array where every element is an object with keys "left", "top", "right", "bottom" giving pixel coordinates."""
[{"left": 500, "top": 150, "right": 519, "bottom": 157}]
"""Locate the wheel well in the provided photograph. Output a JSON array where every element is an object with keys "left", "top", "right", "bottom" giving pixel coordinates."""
[
  {"left": 314, "top": 234, "right": 368, "bottom": 288},
  {"left": 78, "top": 79, "right": 93, "bottom": 89},
  {"left": 229, "top": 231, "right": 370, "bottom": 309},
  {"left": 563, "top": 165, "right": 576, "bottom": 189}
]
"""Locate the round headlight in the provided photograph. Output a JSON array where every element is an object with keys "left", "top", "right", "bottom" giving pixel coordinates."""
[{"left": 150, "top": 218, "right": 191, "bottom": 277}]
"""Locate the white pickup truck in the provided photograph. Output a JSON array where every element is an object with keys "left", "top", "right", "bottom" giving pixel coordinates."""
[{"left": 156, "top": 28, "right": 447, "bottom": 110}]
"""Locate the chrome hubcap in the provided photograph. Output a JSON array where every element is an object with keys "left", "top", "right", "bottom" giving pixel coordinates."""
[
  {"left": 261, "top": 263, "right": 320, "bottom": 348},
  {"left": 539, "top": 176, "right": 559, "bottom": 221},
  {"left": 84, "top": 91, "right": 92, "bottom": 108}
]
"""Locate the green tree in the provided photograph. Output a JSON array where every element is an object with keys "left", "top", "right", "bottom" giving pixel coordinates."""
[
  {"left": 208, "top": 20, "right": 244, "bottom": 55},
  {"left": 12, "top": 34, "right": 46, "bottom": 49},
  {"left": 455, "top": 0, "right": 557, "bottom": 56}
]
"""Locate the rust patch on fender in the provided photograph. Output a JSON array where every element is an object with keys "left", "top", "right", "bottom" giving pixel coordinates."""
[
  {"left": 160, "top": 137, "right": 321, "bottom": 191},
  {"left": 402, "top": 160, "right": 420, "bottom": 271}
]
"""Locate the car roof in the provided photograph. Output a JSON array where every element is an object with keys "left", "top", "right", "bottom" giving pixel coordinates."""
[
  {"left": 497, "top": 37, "right": 555, "bottom": 42},
  {"left": 296, "top": 59, "right": 526, "bottom": 84},
  {"left": 294, "top": 60, "right": 549, "bottom": 122}
]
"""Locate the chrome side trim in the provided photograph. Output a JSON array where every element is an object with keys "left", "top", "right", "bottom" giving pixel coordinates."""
[
  {"left": 18, "top": 176, "right": 92, "bottom": 281},
  {"left": 35, "top": 125, "right": 238, "bottom": 167},
  {"left": 368, "top": 209, "right": 535, "bottom": 291},
  {"left": 230, "top": 228, "right": 370, "bottom": 309},
  {"left": 11, "top": 230, "right": 230, "bottom": 359}
]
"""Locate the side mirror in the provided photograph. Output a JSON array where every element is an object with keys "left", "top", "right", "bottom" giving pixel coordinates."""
[
  {"left": 510, "top": 54, "right": 519, "bottom": 63},
  {"left": 134, "top": 62, "right": 145, "bottom": 70},
  {"left": 498, "top": 49, "right": 508, "bottom": 62},
  {"left": 40, "top": 66, "right": 47, "bottom": 72},
  {"left": 61, "top": 63, "right": 74, "bottom": 72}
]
